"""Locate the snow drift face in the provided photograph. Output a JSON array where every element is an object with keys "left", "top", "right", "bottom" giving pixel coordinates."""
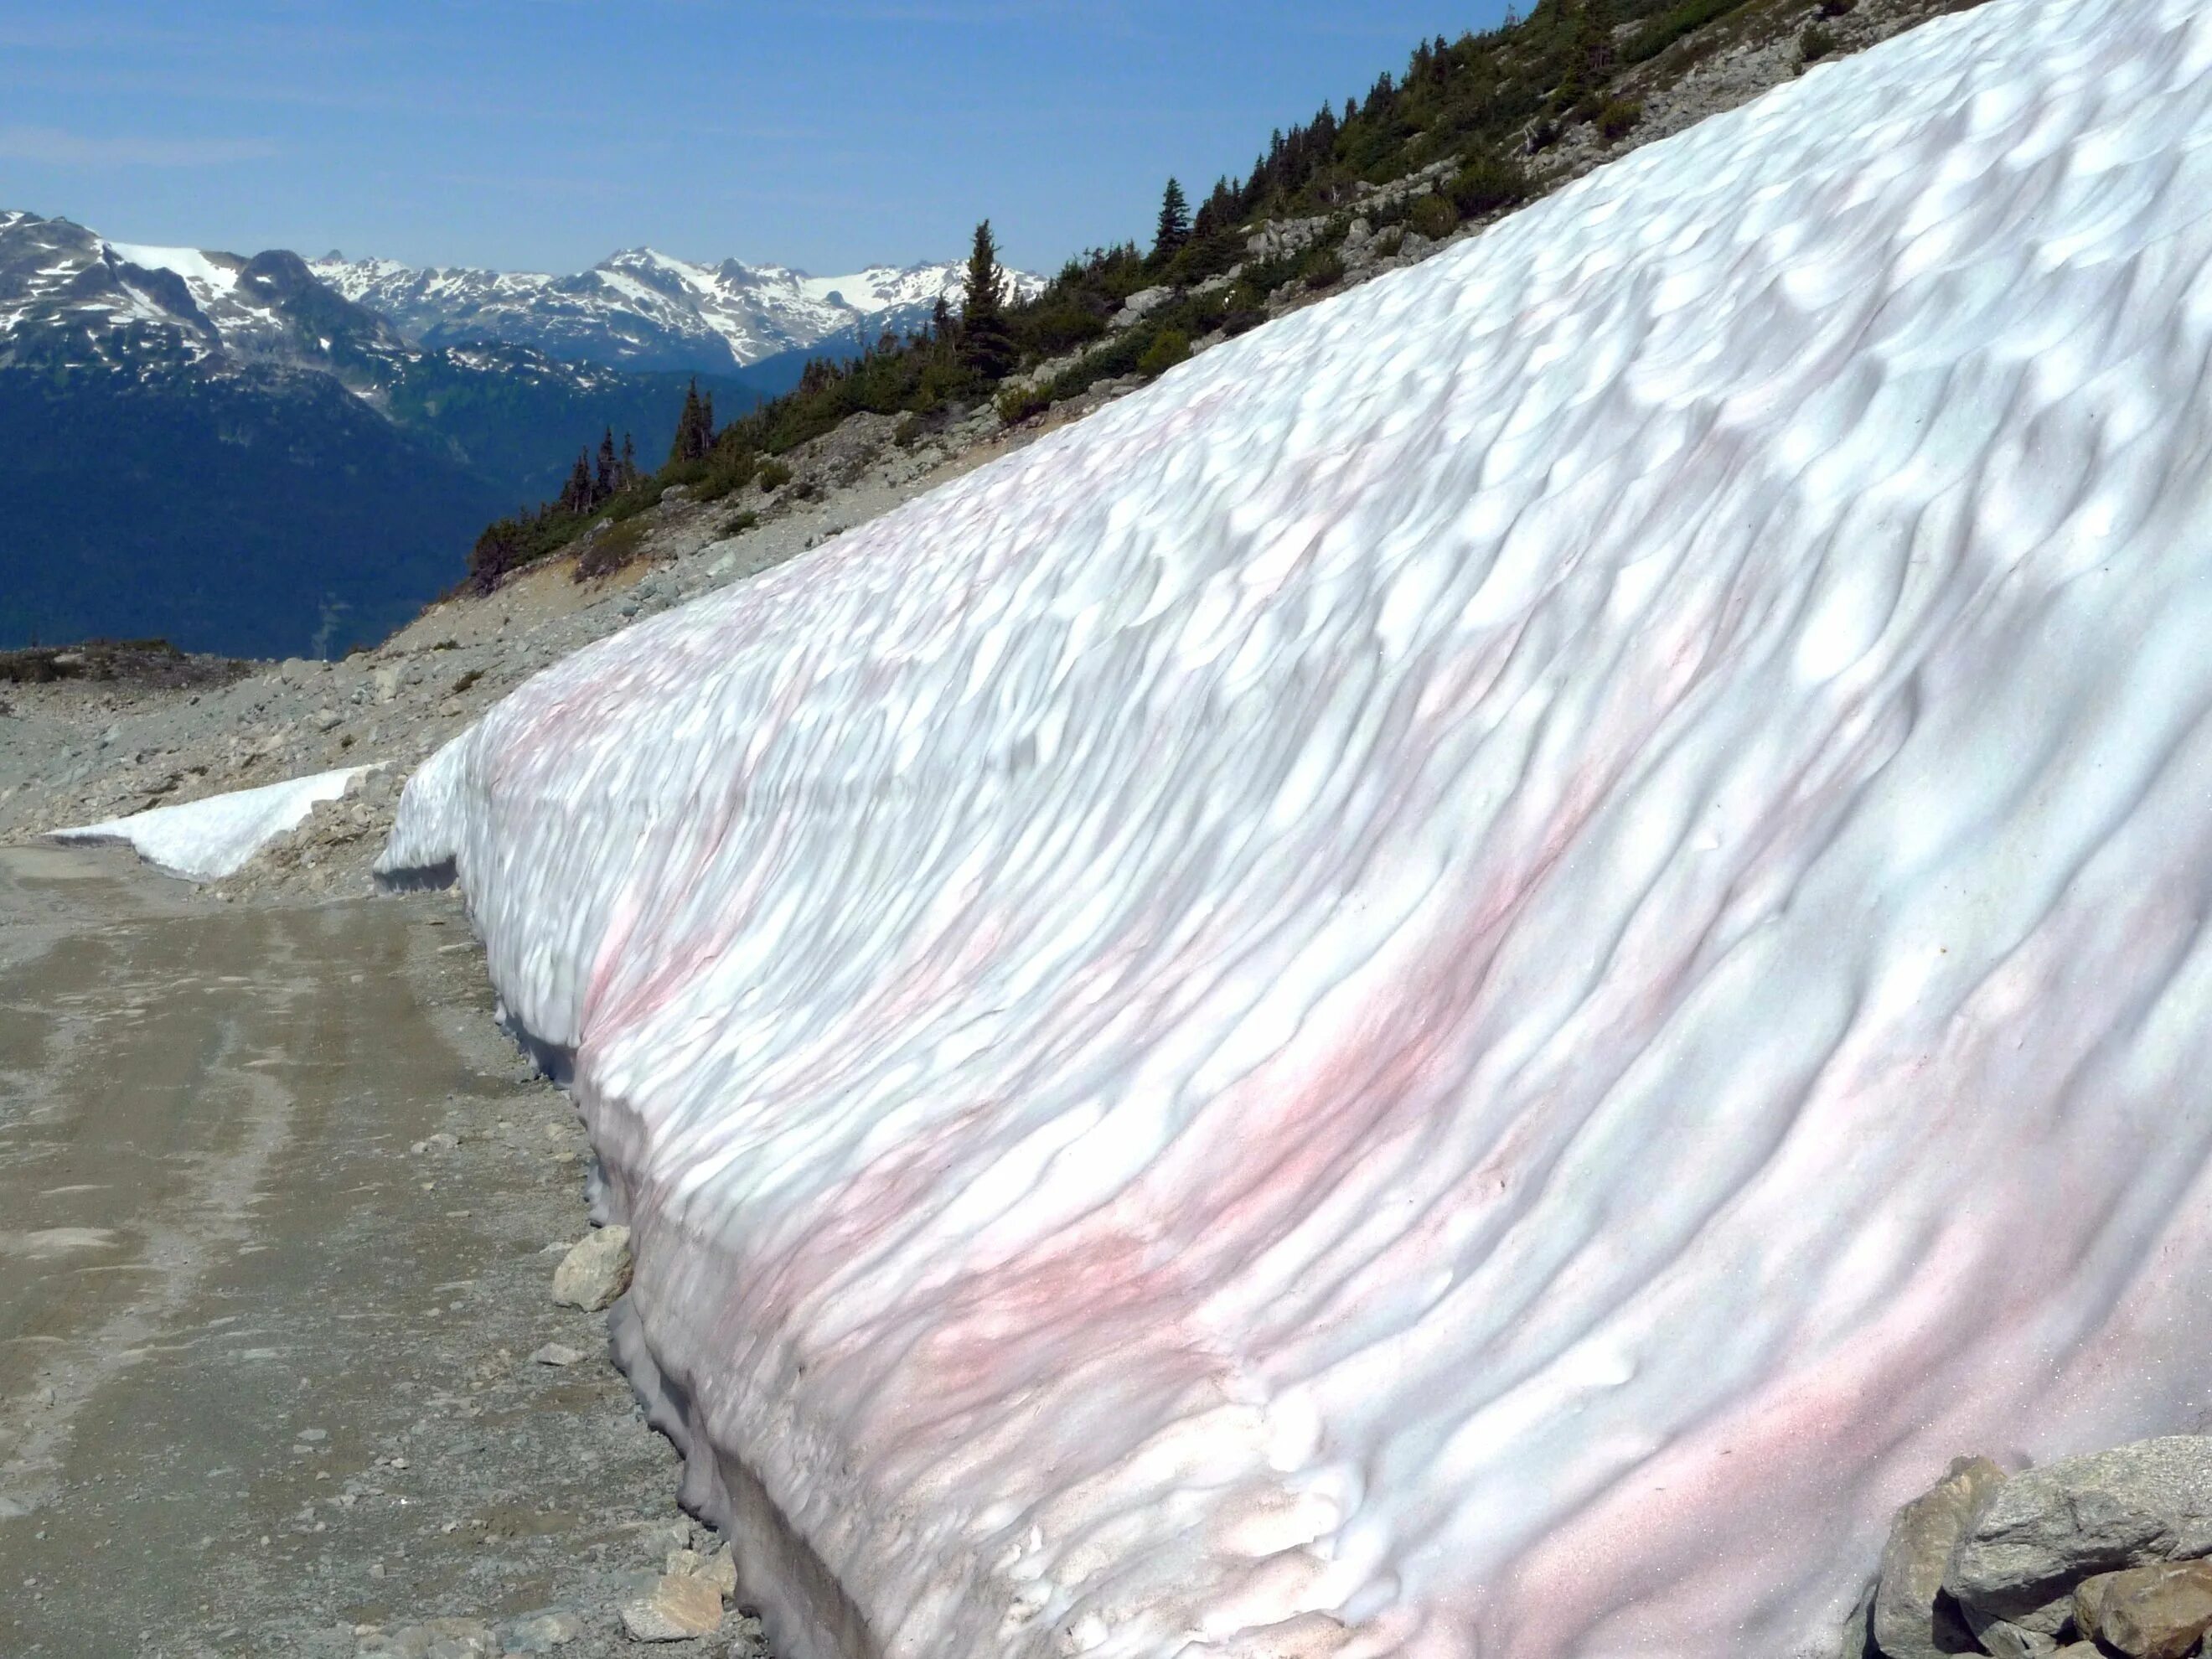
[{"left": 380, "top": 0, "right": 2212, "bottom": 1652}]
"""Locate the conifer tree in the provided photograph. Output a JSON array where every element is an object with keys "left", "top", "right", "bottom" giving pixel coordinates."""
[
  {"left": 1153, "top": 178, "right": 1191, "bottom": 262},
  {"left": 958, "top": 220, "right": 1016, "bottom": 380},
  {"left": 596, "top": 427, "right": 617, "bottom": 500},
  {"left": 561, "top": 451, "right": 593, "bottom": 515},
  {"left": 669, "top": 379, "right": 716, "bottom": 463},
  {"left": 621, "top": 432, "right": 638, "bottom": 488},
  {"left": 930, "top": 294, "right": 953, "bottom": 344},
  {"left": 669, "top": 382, "right": 700, "bottom": 465}
]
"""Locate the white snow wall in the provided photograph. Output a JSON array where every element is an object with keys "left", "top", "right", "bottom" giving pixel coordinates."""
[{"left": 380, "top": 3, "right": 2212, "bottom": 1653}]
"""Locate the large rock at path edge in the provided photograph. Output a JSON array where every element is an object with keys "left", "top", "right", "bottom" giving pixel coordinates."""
[
  {"left": 620, "top": 1573, "right": 724, "bottom": 1641},
  {"left": 1947, "top": 1438, "right": 2212, "bottom": 1631},
  {"left": 551, "top": 1224, "right": 633, "bottom": 1311},
  {"left": 1874, "top": 1455, "right": 2008, "bottom": 1659}
]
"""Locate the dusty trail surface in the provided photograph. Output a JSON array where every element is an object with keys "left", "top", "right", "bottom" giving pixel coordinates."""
[{"left": 0, "top": 848, "right": 728, "bottom": 1658}]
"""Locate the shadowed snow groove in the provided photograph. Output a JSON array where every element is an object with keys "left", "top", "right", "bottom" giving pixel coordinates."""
[{"left": 380, "top": 0, "right": 2212, "bottom": 1652}]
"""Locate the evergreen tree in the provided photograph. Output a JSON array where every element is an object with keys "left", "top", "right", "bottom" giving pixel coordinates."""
[
  {"left": 669, "top": 379, "right": 716, "bottom": 463},
  {"left": 621, "top": 432, "right": 638, "bottom": 488},
  {"left": 1153, "top": 178, "right": 1191, "bottom": 261},
  {"left": 669, "top": 381, "right": 701, "bottom": 465},
  {"left": 930, "top": 294, "right": 953, "bottom": 344},
  {"left": 560, "top": 451, "right": 593, "bottom": 515},
  {"left": 958, "top": 220, "right": 1016, "bottom": 380},
  {"left": 595, "top": 427, "right": 617, "bottom": 500}
]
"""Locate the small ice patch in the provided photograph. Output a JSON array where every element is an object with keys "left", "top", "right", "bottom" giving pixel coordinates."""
[{"left": 52, "top": 767, "right": 373, "bottom": 881}]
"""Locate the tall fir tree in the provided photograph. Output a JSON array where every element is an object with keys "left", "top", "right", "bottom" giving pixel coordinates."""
[
  {"left": 958, "top": 220, "right": 1016, "bottom": 380},
  {"left": 620, "top": 432, "right": 638, "bottom": 488},
  {"left": 1153, "top": 178, "right": 1191, "bottom": 262},
  {"left": 560, "top": 450, "right": 593, "bottom": 515},
  {"left": 595, "top": 427, "right": 617, "bottom": 500},
  {"left": 669, "top": 378, "right": 716, "bottom": 463},
  {"left": 669, "top": 381, "right": 701, "bottom": 465}
]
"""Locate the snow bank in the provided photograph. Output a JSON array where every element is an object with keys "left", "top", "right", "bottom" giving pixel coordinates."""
[
  {"left": 379, "top": 1, "right": 2212, "bottom": 1652},
  {"left": 59, "top": 767, "right": 370, "bottom": 881}
]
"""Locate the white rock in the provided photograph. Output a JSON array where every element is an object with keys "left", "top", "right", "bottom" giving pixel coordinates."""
[
  {"left": 619, "top": 1574, "right": 722, "bottom": 1641},
  {"left": 550, "top": 1226, "right": 631, "bottom": 1310}
]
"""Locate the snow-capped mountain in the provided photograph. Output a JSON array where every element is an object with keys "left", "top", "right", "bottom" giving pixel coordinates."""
[
  {"left": 0, "top": 209, "right": 407, "bottom": 378},
  {"left": 0, "top": 208, "right": 773, "bottom": 657},
  {"left": 311, "top": 245, "right": 1044, "bottom": 374}
]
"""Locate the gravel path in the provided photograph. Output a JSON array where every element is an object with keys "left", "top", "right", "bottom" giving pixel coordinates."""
[{"left": 0, "top": 845, "right": 772, "bottom": 1656}]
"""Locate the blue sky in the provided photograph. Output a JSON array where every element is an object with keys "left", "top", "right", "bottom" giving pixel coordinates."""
[{"left": 0, "top": 2, "right": 1509, "bottom": 278}]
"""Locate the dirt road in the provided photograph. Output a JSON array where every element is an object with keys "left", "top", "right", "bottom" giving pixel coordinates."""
[{"left": 0, "top": 847, "right": 729, "bottom": 1659}]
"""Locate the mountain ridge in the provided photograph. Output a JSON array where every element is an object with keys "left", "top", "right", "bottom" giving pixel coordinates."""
[
  {"left": 0, "top": 209, "right": 777, "bottom": 655},
  {"left": 309, "top": 245, "right": 1044, "bottom": 375}
]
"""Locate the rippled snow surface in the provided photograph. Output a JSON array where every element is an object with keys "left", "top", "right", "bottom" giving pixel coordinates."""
[
  {"left": 380, "top": 1, "right": 2212, "bottom": 1651},
  {"left": 57, "top": 767, "right": 370, "bottom": 881}
]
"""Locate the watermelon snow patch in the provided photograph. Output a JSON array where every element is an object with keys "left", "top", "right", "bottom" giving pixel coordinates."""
[
  {"left": 55, "top": 767, "right": 372, "bottom": 881},
  {"left": 378, "top": 0, "right": 2212, "bottom": 1653}
]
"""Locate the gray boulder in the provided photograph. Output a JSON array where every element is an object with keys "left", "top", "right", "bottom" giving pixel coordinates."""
[
  {"left": 1947, "top": 1438, "right": 2212, "bottom": 1631},
  {"left": 1874, "top": 1455, "right": 2007, "bottom": 1659}
]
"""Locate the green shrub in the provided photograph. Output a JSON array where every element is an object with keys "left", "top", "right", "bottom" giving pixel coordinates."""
[
  {"left": 721, "top": 509, "right": 758, "bottom": 535},
  {"left": 995, "top": 385, "right": 1050, "bottom": 424},
  {"left": 692, "top": 448, "right": 757, "bottom": 503},
  {"left": 1298, "top": 247, "right": 1345, "bottom": 290},
  {"left": 755, "top": 458, "right": 793, "bottom": 492},
  {"left": 1624, "top": 0, "right": 1755, "bottom": 64},
  {"left": 892, "top": 413, "right": 920, "bottom": 448},
  {"left": 1406, "top": 192, "right": 1459, "bottom": 241},
  {"left": 1372, "top": 226, "right": 1406, "bottom": 259},
  {"left": 1598, "top": 100, "right": 1643, "bottom": 142},
  {"left": 1798, "top": 22, "right": 1837, "bottom": 60},
  {"left": 1220, "top": 307, "right": 1269, "bottom": 339},
  {"left": 573, "top": 517, "right": 648, "bottom": 583},
  {"left": 1138, "top": 328, "right": 1192, "bottom": 377},
  {"left": 1450, "top": 157, "right": 1532, "bottom": 219},
  {"left": 1527, "top": 118, "right": 1562, "bottom": 154}
]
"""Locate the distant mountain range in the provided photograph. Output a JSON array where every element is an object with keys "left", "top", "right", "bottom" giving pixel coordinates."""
[
  {"left": 313, "top": 246, "right": 1041, "bottom": 377},
  {"left": 0, "top": 209, "right": 1026, "bottom": 657}
]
